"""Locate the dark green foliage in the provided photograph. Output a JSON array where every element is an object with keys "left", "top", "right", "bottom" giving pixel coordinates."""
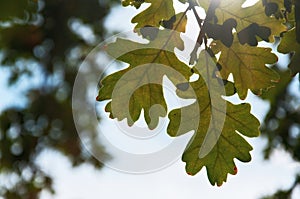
[
  {"left": 295, "top": 1, "right": 300, "bottom": 43},
  {"left": 0, "top": 0, "right": 37, "bottom": 21}
]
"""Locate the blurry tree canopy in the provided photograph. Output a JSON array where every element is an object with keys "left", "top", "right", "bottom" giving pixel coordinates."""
[
  {"left": 0, "top": 0, "right": 117, "bottom": 198},
  {"left": 260, "top": 65, "right": 300, "bottom": 198},
  {"left": 0, "top": 0, "right": 299, "bottom": 199}
]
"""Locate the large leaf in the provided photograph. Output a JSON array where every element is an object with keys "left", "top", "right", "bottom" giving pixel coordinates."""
[
  {"left": 201, "top": 0, "right": 286, "bottom": 43},
  {"left": 167, "top": 51, "right": 260, "bottom": 186},
  {"left": 97, "top": 38, "right": 191, "bottom": 129},
  {"left": 278, "top": 28, "right": 300, "bottom": 76},
  {"left": 131, "top": 0, "right": 175, "bottom": 29},
  {"left": 211, "top": 37, "right": 279, "bottom": 99}
]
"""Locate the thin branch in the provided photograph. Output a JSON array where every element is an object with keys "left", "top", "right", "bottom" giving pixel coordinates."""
[{"left": 189, "top": 0, "right": 219, "bottom": 64}]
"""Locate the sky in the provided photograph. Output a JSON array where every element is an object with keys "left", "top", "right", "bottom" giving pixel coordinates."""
[{"left": 1, "top": 0, "right": 300, "bottom": 199}]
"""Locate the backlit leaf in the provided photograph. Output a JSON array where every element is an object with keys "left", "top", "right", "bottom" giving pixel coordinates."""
[
  {"left": 278, "top": 28, "right": 300, "bottom": 76},
  {"left": 211, "top": 37, "right": 279, "bottom": 99},
  {"left": 97, "top": 38, "right": 191, "bottom": 129},
  {"left": 122, "top": 0, "right": 145, "bottom": 9},
  {"left": 201, "top": 0, "right": 286, "bottom": 42},
  {"left": 160, "top": 12, "right": 188, "bottom": 50},
  {"left": 167, "top": 51, "right": 260, "bottom": 186},
  {"left": 131, "top": 0, "right": 175, "bottom": 29}
]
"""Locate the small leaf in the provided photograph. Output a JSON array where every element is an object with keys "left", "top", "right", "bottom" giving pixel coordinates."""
[
  {"left": 131, "top": 0, "right": 175, "bottom": 30},
  {"left": 237, "top": 23, "right": 271, "bottom": 46},
  {"left": 265, "top": 3, "right": 279, "bottom": 17},
  {"left": 160, "top": 12, "right": 188, "bottom": 50},
  {"left": 278, "top": 28, "right": 300, "bottom": 76},
  {"left": 206, "top": 18, "right": 237, "bottom": 47},
  {"left": 122, "top": 0, "right": 145, "bottom": 9},
  {"left": 260, "top": 67, "right": 293, "bottom": 106},
  {"left": 160, "top": 15, "right": 177, "bottom": 29},
  {"left": 284, "top": 0, "right": 292, "bottom": 13},
  {"left": 140, "top": 25, "right": 159, "bottom": 40}
]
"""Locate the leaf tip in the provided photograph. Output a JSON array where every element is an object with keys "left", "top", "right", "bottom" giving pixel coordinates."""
[
  {"left": 233, "top": 166, "right": 238, "bottom": 175},
  {"left": 96, "top": 95, "right": 100, "bottom": 101},
  {"left": 217, "top": 182, "right": 223, "bottom": 187},
  {"left": 187, "top": 172, "right": 194, "bottom": 176}
]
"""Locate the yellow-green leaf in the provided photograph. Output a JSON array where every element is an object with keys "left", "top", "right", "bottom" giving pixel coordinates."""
[
  {"left": 201, "top": 0, "right": 286, "bottom": 42},
  {"left": 160, "top": 12, "right": 188, "bottom": 50},
  {"left": 122, "top": 0, "right": 145, "bottom": 9},
  {"left": 167, "top": 51, "right": 260, "bottom": 186},
  {"left": 131, "top": 0, "right": 175, "bottom": 29},
  {"left": 97, "top": 38, "right": 191, "bottom": 129},
  {"left": 211, "top": 37, "right": 279, "bottom": 99}
]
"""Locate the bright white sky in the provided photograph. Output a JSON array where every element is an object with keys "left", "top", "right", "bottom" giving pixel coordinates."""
[{"left": 1, "top": 0, "right": 300, "bottom": 199}]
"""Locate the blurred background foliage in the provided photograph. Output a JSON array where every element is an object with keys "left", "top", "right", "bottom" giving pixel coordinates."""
[
  {"left": 0, "top": 0, "right": 299, "bottom": 199},
  {"left": 260, "top": 64, "right": 300, "bottom": 199},
  {"left": 0, "top": 0, "right": 116, "bottom": 198}
]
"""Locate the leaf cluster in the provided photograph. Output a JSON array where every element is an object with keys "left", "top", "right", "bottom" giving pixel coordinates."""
[{"left": 97, "top": 0, "right": 300, "bottom": 186}]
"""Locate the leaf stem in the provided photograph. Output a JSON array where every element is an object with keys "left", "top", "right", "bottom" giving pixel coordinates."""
[{"left": 189, "top": 0, "right": 219, "bottom": 64}]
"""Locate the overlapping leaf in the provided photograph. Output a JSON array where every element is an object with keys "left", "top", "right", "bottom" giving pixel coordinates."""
[
  {"left": 278, "top": 28, "right": 300, "bottom": 76},
  {"left": 160, "top": 12, "right": 188, "bottom": 50},
  {"left": 167, "top": 51, "right": 260, "bottom": 186},
  {"left": 211, "top": 37, "right": 279, "bottom": 99},
  {"left": 97, "top": 38, "right": 191, "bottom": 129},
  {"left": 131, "top": 0, "right": 175, "bottom": 29},
  {"left": 96, "top": 0, "right": 285, "bottom": 185},
  {"left": 260, "top": 68, "right": 293, "bottom": 107},
  {"left": 201, "top": 0, "right": 286, "bottom": 43},
  {"left": 262, "top": 0, "right": 285, "bottom": 17},
  {"left": 140, "top": 12, "right": 188, "bottom": 50}
]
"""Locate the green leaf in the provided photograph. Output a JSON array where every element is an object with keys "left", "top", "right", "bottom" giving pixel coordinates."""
[
  {"left": 131, "top": 0, "right": 175, "bottom": 29},
  {"left": 97, "top": 38, "right": 191, "bottom": 129},
  {"left": 260, "top": 67, "right": 293, "bottom": 107},
  {"left": 160, "top": 12, "right": 188, "bottom": 50},
  {"left": 206, "top": 18, "right": 237, "bottom": 47},
  {"left": 0, "top": 0, "right": 38, "bottom": 21},
  {"left": 178, "top": 0, "right": 188, "bottom": 3},
  {"left": 167, "top": 51, "right": 260, "bottom": 186},
  {"left": 122, "top": 0, "right": 145, "bottom": 9},
  {"left": 201, "top": 0, "right": 286, "bottom": 42},
  {"left": 211, "top": 37, "right": 279, "bottom": 99},
  {"left": 140, "top": 12, "right": 188, "bottom": 50},
  {"left": 278, "top": 28, "right": 300, "bottom": 76}
]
